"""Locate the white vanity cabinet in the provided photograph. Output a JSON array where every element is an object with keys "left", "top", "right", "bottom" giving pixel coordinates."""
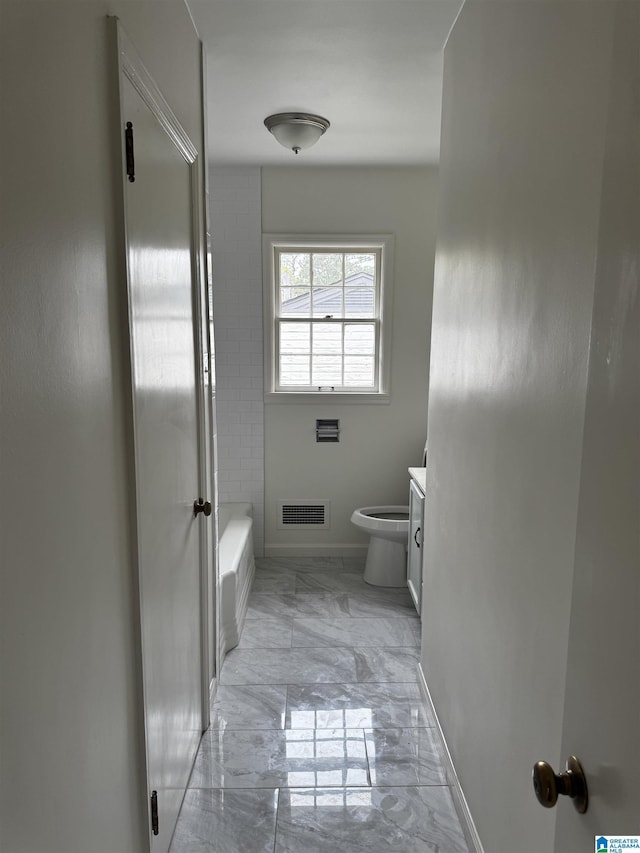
[{"left": 407, "top": 469, "right": 426, "bottom": 615}]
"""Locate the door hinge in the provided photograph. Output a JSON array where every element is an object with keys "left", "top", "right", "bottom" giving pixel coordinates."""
[
  {"left": 125, "top": 121, "right": 135, "bottom": 183},
  {"left": 150, "top": 790, "right": 159, "bottom": 836}
]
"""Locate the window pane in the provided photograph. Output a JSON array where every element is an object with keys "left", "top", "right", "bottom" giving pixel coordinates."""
[
  {"left": 312, "top": 324, "right": 342, "bottom": 355},
  {"left": 271, "top": 241, "right": 386, "bottom": 394},
  {"left": 344, "top": 323, "right": 375, "bottom": 354},
  {"left": 280, "top": 323, "right": 310, "bottom": 353},
  {"left": 281, "top": 287, "right": 311, "bottom": 316},
  {"left": 312, "top": 287, "right": 343, "bottom": 317},
  {"left": 312, "top": 253, "right": 343, "bottom": 287},
  {"left": 344, "top": 356, "right": 375, "bottom": 386},
  {"left": 312, "top": 356, "right": 342, "bottom": 386},
  {"left": 280, "top": 253, "right": 310, "bottom": 288},
  {"left": 344, "top": 288, "right": 375, "bottom": 317},
  {"left": 280, "top": 355, "right": 310, "bottom": 386},
  {"left": 345, "top": 253, "right": 375, "bottom": 281}
]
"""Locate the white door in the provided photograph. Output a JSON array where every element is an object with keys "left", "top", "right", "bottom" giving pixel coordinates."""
[
  {"left": 117, "top": 28, "right": 205, "bottom": 853},
  {"left": 553, "top": 3, "right": 639, "bottom": 848}
]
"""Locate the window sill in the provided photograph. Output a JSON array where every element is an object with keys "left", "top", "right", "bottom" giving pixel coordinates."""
[{"left": 264, "top": 391, "right": 391, "bottom": 405}]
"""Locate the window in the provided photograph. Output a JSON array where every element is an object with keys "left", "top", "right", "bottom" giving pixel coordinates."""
[{"left": 263, "top": 234, "right": 393, "bottom": 399}]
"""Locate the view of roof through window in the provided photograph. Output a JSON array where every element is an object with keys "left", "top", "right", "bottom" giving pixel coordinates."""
[{"left": 281, "top": 271, "right": 374, "bottom": 316}]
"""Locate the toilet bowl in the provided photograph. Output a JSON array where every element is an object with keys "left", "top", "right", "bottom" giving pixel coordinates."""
[{"left": 350, "top": 505, "right": 410, "bottom": 587}]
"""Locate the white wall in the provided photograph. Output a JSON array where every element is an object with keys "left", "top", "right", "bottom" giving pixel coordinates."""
[
  {"left": 422, "top": 2, "right": 622, "bottom": 851},
  {"left": 261, "top": 167, "right": 438, "bottom": 554},
  {"left": 0, "top": 3, "right": 204, "bottom": 851},
  {"left": 209, "top": 167, "right": 265, "bottom": 555}
]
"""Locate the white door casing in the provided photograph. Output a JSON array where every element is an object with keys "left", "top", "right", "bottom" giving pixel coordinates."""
[{"left": 114, "top": 21, "right": 208, "bottom": 852}]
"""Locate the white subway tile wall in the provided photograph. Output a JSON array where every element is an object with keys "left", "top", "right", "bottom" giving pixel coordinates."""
[{"left": 210, "top": 168, "right": 264, "bottom": 556}]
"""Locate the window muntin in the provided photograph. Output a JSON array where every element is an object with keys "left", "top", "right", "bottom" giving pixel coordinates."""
[{"left": 274, "top": 247, "right": 382, "bottom": 392}]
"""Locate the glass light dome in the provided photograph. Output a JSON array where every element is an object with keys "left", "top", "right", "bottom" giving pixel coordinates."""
[{"left": 264, "top": 113, "right": 330, "bottom": 154}]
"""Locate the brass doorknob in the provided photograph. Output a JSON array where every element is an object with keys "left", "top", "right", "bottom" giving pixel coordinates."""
[
  {"left": 193, "top": 497, "right": 212, "bottom": 517},
  {"left": 532, "top": 756, "right": 588, "bottom": 813}
]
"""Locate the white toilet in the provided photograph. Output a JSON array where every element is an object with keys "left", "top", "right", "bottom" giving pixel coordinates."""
[
  {"left": 350, "top": 505, "right": 410, "bottom": 587},
  {"left": 351, "top": 442, "right": 427, "bottom": 587}
]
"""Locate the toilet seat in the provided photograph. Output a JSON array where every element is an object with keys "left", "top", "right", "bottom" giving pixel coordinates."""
[
  {"left": 350, "top": 505, "right": 410, "bottom": 542},
  {"left": 366, "top": 511, "right": 409, "bottom": 520}
]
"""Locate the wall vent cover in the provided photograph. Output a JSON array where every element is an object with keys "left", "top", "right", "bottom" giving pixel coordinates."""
[{"left": 278, "top": 501, "right": 330, "bottom": 529}]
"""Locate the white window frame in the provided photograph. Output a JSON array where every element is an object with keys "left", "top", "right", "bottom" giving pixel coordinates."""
[{"left": 263, "top": 234, "right": 394, "bottom": 403}]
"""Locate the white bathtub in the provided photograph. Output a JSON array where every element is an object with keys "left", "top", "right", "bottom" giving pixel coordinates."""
[{"left": 218, "top": 502, "right": 255, "bottom": 661}]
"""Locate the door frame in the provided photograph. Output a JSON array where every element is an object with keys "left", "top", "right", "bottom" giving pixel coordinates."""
[
  {"left": 111, "top": 16, "right": 211, "bottom": 845},
  {"left": 199, "top": 39, "right": 219, "bottom": 705}
]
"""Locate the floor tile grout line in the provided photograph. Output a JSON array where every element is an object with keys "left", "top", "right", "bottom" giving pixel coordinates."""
[
  {"left": 226, "top": 646, "right": 421, "bottom": 653},
  {"left": 214, "top": 680, "right": 424, "bottom": 687},
  {"left": 182, "top": 782, "right": 467, "bottom": 793}
]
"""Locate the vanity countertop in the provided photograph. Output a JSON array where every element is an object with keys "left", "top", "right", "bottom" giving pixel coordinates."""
[{"left": 408, "top": 467, "right": 426, "bottom": 495}]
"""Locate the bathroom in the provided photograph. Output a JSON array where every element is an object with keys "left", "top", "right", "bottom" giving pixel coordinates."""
[
  {"left": 211, "top": 165, "right": 438, "bottom": 569},
  {"left": 3, "top": 0, "right": 637, "bottom": 849}
]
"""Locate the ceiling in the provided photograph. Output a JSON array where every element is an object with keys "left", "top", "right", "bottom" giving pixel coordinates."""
[{"left": 186, "top": 0, "right": 464, "bottom": 166}]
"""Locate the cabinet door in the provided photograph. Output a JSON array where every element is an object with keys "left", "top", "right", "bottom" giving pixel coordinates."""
[{"left": 407, "top": 479, "right": 425, "bottom": 615}]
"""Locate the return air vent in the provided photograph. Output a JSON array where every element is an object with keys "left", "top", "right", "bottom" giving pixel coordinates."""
[{"left": 278, "top": 501, "right": 330, "bottom": 530}]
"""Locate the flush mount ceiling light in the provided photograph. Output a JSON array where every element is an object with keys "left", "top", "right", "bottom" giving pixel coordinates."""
[{"left": 264, "top": 112, "right": 330, "bottom": 155}]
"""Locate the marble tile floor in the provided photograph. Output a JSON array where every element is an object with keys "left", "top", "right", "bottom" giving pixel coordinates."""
[{"left": 170, "top": 557, "right": 468, "bottom": 853}]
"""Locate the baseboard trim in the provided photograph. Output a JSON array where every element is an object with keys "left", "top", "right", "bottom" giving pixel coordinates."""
[
  {"left": 417, "top": 663, "right": 485, "bottom": 853},
  {"left": 264, "top": 544, "right": 368, "bottom": 558}
]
